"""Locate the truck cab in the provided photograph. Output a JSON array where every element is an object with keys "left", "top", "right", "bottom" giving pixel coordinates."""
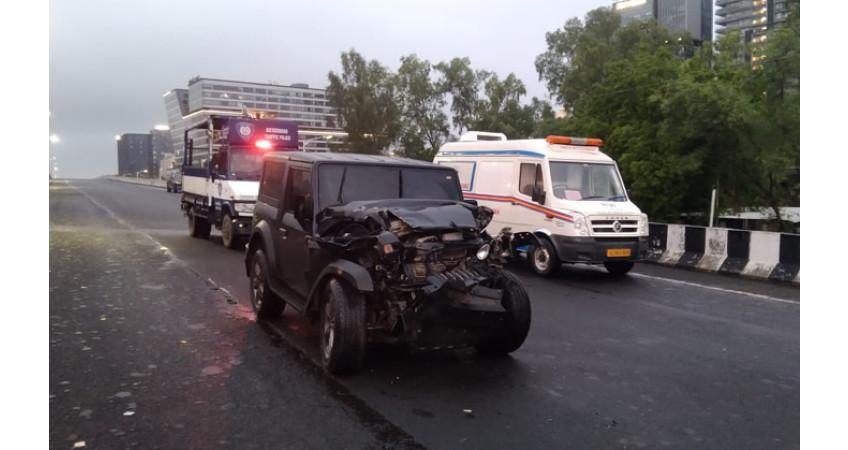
[
  {"left": 180, "top": 115, "right": 298, "bottom": 249},
  {"left": 434, "top": 132, "right": 649, "bottom": 276}
]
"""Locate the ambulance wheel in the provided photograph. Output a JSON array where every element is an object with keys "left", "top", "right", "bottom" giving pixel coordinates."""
[
  {"left": 221, "top": 212, "right": 243, "bottom": 250},
  {"left": 188, "top": 210, "right": 211, "bottom": 239},
  {"left": 529, "top": 237, "right": 559, "bottom": 277},
  {"left": 604, "top": 261, "right": 634, "bottom": 276}
]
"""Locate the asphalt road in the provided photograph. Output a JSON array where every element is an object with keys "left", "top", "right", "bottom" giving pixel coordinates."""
[{"left": 51, "top": 179, "right": 800, "bottom": 450}]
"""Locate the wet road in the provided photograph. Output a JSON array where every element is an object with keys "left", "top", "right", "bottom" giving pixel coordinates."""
[{"left": 51, "top": 179, "right": 800, "bottom": 449}]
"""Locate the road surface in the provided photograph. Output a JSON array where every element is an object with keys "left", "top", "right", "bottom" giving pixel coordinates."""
[{"left": 50, "top": 179, "right": 799, "bottom": 449}]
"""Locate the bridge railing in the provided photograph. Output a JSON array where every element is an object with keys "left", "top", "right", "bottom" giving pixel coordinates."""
[{"left": 646, "top": 223, "right": 799, "bottom": 283}]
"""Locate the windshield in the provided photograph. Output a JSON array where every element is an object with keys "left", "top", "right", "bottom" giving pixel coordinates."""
[
  {"left": 317, "top": 164, "right": 463, "bottom": 209},
  {"left": 227, "top": 148, "right": 265, "bottom": 180},
  {"left": 549, "top": 161, "right": 626, "bottom": 202}
]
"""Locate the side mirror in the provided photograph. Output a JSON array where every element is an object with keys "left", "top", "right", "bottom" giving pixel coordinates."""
[{"left": 532, "top": 186, "right": 546, "bottom": 204}]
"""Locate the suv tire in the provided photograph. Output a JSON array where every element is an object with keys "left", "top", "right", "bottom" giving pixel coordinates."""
[
  {"left": 604, "top": 261, "right": 634, "bottom": 276},
  {"left": 321, "top": 278, "right": 366, "bottom": 375},
  {"left": 188, "top": 210, "right": 211, "bottom": 239},
  {"left": 249, "top": 249, "right": 285, "bottom": 319},
  {"left": 529, "top": 236, "right": 559, "bottom": 277},
  {"left": 476, "top": 271, "right": 532, "bottom": 355},
  {"left": 221, "top": 212, "right": 242, "bottom": 250}
]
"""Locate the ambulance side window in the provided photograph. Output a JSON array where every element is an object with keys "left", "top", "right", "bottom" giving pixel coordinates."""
[{"left": 519, "top": 163, "right": 537, "bottom": 196}]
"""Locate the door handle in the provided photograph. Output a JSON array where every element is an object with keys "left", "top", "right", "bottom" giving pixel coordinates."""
[{"left": 278, "top": 228, "right": 287, "bottom": 238}]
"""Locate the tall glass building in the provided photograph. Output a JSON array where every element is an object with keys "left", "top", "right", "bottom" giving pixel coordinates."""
[
  {"left": 163, "top": 77, "right": 344, "bottom": 156},
  {"left": 613, "top": 0, "right": 713, "bottom": 44},
  {"left": 716, "top": 0, "right": 792, "bottom": 58}
]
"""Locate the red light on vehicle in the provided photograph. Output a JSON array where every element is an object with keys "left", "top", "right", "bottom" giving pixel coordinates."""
[{"left": 255, "top": 139, "right": 272, "bottom": 150}]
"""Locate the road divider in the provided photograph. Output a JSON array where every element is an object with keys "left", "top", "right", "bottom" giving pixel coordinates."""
[
  {"left": 108, "top": 175, "right": 166, "bottom": 188},
  {"left": 647, "top": 223, "right": 799, "bottom": 284}
]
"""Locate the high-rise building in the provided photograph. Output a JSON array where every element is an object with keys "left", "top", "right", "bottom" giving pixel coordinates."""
[
  {"left": 613, "top": 0, "right": 655, "bottom": 26},
  {"left": 149, "top": 128, "right": 171, "bottom": 178},
  {"left": 163, "top": 77, "right": 344, "bottom": 154},
  {"left": 613, "top": 0, "right": 713, "bottom": 44},
  {"left": 716, "top": 0, "right": 792, "bottom": 51},
  {"left": 116, "top": 133, "right": 151, "bottom": 176},
  {"left": 163, "top": 89, "right": 189, "bottom": 155}
]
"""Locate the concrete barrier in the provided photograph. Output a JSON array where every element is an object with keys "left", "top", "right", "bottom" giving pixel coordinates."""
[
  {"left": 647, "top": 223, "right": 799, "bottom": 284},
  {"left": 109, "top": 176, "right": 166, "bottom": 188}
]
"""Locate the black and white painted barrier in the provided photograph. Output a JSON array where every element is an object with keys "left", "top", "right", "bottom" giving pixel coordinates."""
[{"left": 647, "top": 223, "right": 799, "bottom": 283}]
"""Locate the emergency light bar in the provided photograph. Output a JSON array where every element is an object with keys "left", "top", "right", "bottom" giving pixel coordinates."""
[
  {"left": 546, "top": 135, "right": 604, "bottom": 147},
  {"left": 255, "top": 139, "right": 273, "bottom": 150}
]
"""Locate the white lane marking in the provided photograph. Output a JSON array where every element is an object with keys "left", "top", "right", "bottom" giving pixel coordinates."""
[{"left": 630, "top": 272, "right": 799, "bottom": 305}]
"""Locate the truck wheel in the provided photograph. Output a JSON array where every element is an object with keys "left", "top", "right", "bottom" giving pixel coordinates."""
[
  {"left": 320, "top": 278, "right": 366, "bottom": 375},
  {"left": 249, "top": 249, "right": 285, "bottom": 319},
  {"left": 221, "top": 212, "right": 243, "bottom": 250},
  {"left": 188, "top": 210, "right": 211, "bottom": 239},
  {"left": 476, "top": 271, "right": 532, "bottom": 354},
  {"left": 604, "top": 261, "right": 634, "bottom": 276},
  {"left": 529, "top": 237, "right": 559, "bottom": 277}
]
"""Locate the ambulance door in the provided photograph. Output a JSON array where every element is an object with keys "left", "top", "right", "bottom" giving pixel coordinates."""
[
  {"left": 472, "top": 159, "right": 520, "bottom": 233},
  {"left": 512, "top": 160, "right": 547, "bottom": 233}
]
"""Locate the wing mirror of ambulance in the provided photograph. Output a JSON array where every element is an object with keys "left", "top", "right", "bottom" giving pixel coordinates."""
[{"left": 531, "top": 185, "right": 546, "bottom": 204}]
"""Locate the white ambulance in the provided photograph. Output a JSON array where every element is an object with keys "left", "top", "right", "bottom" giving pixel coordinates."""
[{"left": 434, "top": 132, "right": 648, "bottom": 276}]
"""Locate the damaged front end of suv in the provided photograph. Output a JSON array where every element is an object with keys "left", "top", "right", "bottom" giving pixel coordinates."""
[{"left": 314, "top": 199, "right": 531, "bottom": 354}]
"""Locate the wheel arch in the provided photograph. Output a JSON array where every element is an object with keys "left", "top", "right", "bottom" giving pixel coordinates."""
[
  {"left": 245, "top": 220, "right": 275, "bottom": 276},
  {"left": 305, "top": 260, "right": 374, "bottom": 314}
]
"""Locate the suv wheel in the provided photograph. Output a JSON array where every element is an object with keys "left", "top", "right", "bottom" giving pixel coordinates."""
[
  {"left": 476, "top": 271, "right": 532, "bottom": 354},
  {"left": 604, "top": 261, "right": 634, "bottom": 276},
  {"left": 249, "top": 249, "right": 285, "bottom": 319},
  {"left": 221, "top": 212, "right": 242, "bottom": 250},
  {"left": 529, "top": 237, "right": 559, "bottom": 277},
  {"left": 188, "top": 210, "right": 211, "bottom": 239},
  {"left": 321, "top": 278, "right": 366, "bottom": 375}
]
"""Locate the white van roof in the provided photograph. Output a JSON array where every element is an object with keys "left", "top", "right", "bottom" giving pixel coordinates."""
[{"left": 437, "top": 134, "right": 614, "bottom": 163}]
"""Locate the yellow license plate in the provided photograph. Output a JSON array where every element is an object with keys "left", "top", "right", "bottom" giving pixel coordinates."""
[{"left": 607, "top": 248, "right": 631, "bottom": 258}]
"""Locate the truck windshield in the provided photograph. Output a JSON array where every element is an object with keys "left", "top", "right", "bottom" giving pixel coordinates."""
[
  {"left": 228, "top": 149, "right": 264, "bottom": 180},
  {"left": 548, "top": 161, "right": 627, "bottom": 202},
  {"left": 317, "top": 164, "right": 463, "bottom": 209}
]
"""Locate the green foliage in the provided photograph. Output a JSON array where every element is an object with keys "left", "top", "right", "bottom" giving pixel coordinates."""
[
  {"left": 434, "top": 57, "right": 483, "bottom": 134},
  {"left": 327, "top": 49, "right": 400, "bottom": 154},
  {"left": 535, "top": 6, "right": 800, "bottom": 223},
  {"left": 394, "top": 54, "right": 449, "bottom": 161}
]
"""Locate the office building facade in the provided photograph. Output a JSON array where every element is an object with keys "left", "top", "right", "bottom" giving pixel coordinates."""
[
  {"left": 163, "top": 77, "right": 344, "bottom": 154},
  {"left": 716, "top": 0, "right": 792, "bottom": 50},
  {"left": 116, "top": 133, "right": 152, "bottom": 176},
  {"left": 613, "top": 0, "right": 713, "bottom": 44},
  {"left": 149, "top": 128, "right": 171, "bottom": 177}
]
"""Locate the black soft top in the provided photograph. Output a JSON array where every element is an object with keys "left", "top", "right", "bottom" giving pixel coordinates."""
[{"left": 264, "top": 152, "right": 441, "bottom": 169}]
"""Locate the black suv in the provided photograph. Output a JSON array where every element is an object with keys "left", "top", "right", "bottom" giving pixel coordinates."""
[{"left": 245, "top": 153, "right": 531, "bottom": 374}]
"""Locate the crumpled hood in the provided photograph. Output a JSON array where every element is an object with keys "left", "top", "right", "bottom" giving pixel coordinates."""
[{"left": 318, "top": 199, "right": 479, "bottom": 233}]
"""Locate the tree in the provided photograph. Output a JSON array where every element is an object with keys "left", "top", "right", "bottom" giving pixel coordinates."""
[
  {"left": 471, "top": 73, "right": 540, "bottom": 139},
  {"left": 327, "top": 49, "right": 401, "bottom": 154},
  {"left": 394, "top": 55, "right": 449, "bottom": 161},
  {"left": 434, "top": 57, "right": 485, "bottom": 134}
]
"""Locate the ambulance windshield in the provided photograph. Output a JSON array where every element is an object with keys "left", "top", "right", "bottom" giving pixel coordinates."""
[{"left": 549, "top": 162, "right": 626, "bottom": 201}]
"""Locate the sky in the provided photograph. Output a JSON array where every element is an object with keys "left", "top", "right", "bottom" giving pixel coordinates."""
[{"left": 49, "top": 0, "right": 609, "bottom": 178}]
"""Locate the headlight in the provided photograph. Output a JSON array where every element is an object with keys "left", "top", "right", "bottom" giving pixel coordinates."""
[
  {"left": 639, "top": 213, "right": 649, "bottom": 235},
  {"left": 572, "top": 213, "right": 588, "bottom": 236},
  {"left": 476, "top": 244, "right": 491, "bottom": 260}
]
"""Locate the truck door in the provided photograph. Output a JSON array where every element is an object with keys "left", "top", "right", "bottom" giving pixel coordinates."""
[{"left": 277, "top": 165, "right": 314, "bottom": 297}]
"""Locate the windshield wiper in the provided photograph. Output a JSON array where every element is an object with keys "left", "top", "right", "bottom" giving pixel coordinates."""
[{"left": 581, "top": 195, "right": 607, "bottom": 200}]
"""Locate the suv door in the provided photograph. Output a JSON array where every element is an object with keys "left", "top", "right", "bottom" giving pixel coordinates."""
[{"left": 276, "top": 164, "right": 314, "bottom": 297}]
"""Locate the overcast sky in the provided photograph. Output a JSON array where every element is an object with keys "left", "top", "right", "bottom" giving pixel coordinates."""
[{"left": 50, "top": 0, "right": 608, "bottom": 178}]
